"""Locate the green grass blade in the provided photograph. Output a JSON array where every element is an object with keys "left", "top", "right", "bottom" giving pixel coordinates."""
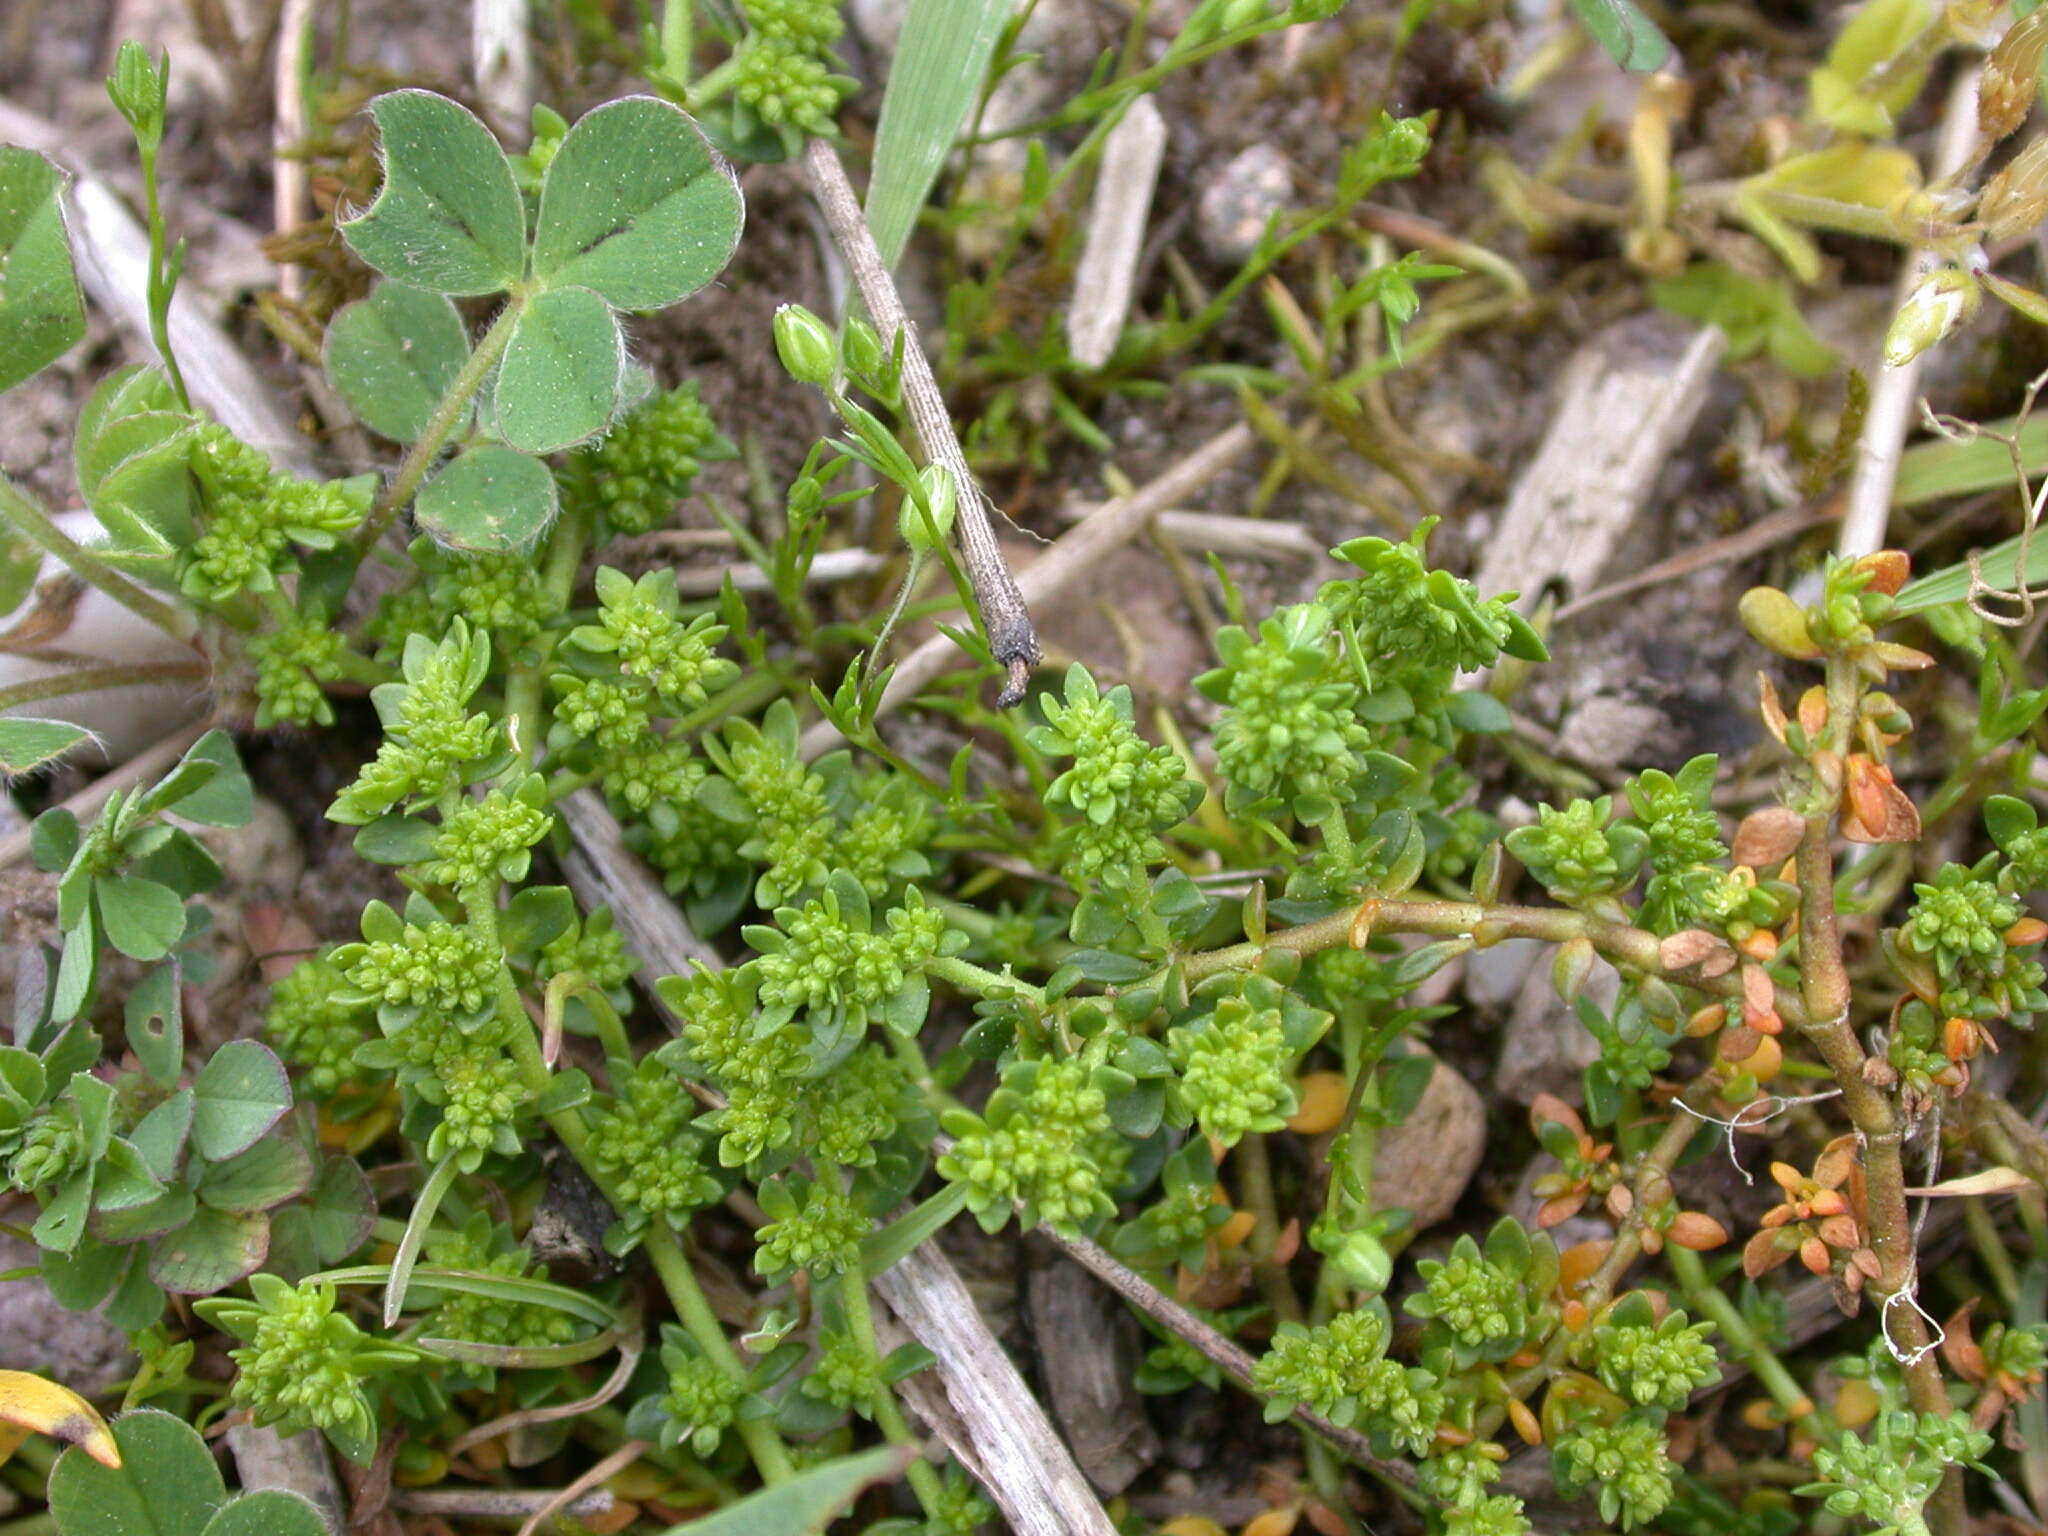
[
  {"left": 1893, "top": 412, "right": 2048, "bottom": 508},
  {"left": 1894, "top": 528, "right": 2048, "bottom": 613},
  {"left": 863, "top": 0, "right": 1014, "bottom": 271}
]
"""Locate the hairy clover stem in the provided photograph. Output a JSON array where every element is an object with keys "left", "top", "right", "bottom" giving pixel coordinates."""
[{"left": 357, "top": 298, "right": 526, "bottom": 552}]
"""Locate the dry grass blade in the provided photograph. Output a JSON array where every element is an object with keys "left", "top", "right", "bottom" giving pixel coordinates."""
[{"left": 861, "top": 0, "right": 1015, "bottom": 271}]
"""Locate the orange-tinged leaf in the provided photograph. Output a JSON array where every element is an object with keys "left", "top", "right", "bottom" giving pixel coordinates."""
[
  {"left": 1667, "top": 1211, "right": 1730, "bottom": 1251},
  {"left": 1287, "top": 1072, "right": 1350, "bottom": 1135},
  {"left": 0, "top": 1371, "right": 119, "bottom": 1469},
  {"left": 1162, "top": 1520, "right": 1231, "bottom": 1536},
  {"left": 1242, "top": 1507, "right": 1300, "bottom": 1536}
]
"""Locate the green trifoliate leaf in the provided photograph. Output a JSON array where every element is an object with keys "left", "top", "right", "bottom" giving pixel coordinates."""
[
  {"left": 0, "top": 147, "right": 87, "bottom": 393},
  {"left": 340, "top": 90, "right": 526, "bottom": 296},
  {"left": 48, "top": 1409, "right": 225, "bottom": 1536},
  {"left": 190, "top": 1039, "right": 292, "bottom": 1161},
  {"left": 531, "top": 95, "right": 743, "bottom": 310},
  {"left": 322, "top": 281, "right": 473, "bottom": 442},
  {"left": 492, "top": 285, "right": 623, "bottom": 453},
  {"left": 415, "top": 442, "right": 559, "bottom": 554}
]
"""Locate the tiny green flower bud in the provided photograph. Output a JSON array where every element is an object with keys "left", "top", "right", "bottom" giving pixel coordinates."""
[
  {"left": 843, "top": 314, "right": 887, "bottom": 382},
  {"left": 899, "top": 464, "right": 958, "bottom": 553},
  {"left": 1220, "top": 0, "right": 1269, "bottom": 27},
  {"left": 772, "top": 304, "right": 838, "bottom": 387},
  {"left": 1980, "top": 136, "right": 2048, "bottom": 242},
  {"left": 108, "top": 41, "right": 168, "bottom": 147},
  {"left": 1883, "top": 268, "right": 1981, "bottom": 368}
]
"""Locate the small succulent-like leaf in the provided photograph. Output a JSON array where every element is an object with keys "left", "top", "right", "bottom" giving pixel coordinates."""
[
  {"left": 492, "top": 285, "right": 623, "bottom": 453},
  {"left": 49, "top": 1408, "right": 225, "bottom": 1536},
  {"left": 0, "top": 719, "right": 92, "bottom": 775},
  {"left": 340, "top": 90, "right": 526, "bottom": 296},
  {"left": 322, "top": 281, "right": 473, "bottom": 442},
  {"left": 530, "top": 95, "right": 743, "bottom": 310},
  {"left": 0, "top": 147, "right": 87, "bottom": 394},
  {"left": 190, "top": 1040, "right": 292, "bottom": 1161},
  {"left": 0, "top": 1369, "right": 118, "bottom": 1471},
  {"left": 414, "top": 442, "right": 558, "bottom": 554}
]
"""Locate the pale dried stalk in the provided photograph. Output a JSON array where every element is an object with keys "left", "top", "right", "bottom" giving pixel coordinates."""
[
  {"left": 1838, "top": 67, "right": 1982, "bottom": 558},
  {"left": 869, "top": 1242, "right": 1120, "bottom": 1536},
  {"left": 802, "top": 138, "right": 1041, "bottom": 704},
  {"left": 799, "top": 421, "right": 1256, "bottom": 759}
]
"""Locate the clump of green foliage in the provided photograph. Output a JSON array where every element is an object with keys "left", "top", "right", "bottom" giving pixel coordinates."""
[{"left": 7, "top": 9, "right": 2048, "bottom": 1536}]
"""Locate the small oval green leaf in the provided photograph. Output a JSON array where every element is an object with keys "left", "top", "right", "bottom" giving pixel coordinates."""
[
  {"left": 0, "top": 147, "right": 87, "bottom": 393},
  {"left": 531, "top": 96, "right": 743, "bottom": 311},
  {"left": 414, "top": 443, "right": 558, "bottom": 554},
  {"left": 322, "top": 281, "right": 473, "bottom": 442},
  {"left": 340, "top": 90, "right": 526, "bottom": 296},
  {"left": 493, "top": 285, "right": 623, "bottom": 453}
]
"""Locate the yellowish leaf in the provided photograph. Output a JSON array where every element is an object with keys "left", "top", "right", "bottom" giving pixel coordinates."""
[{"left": 0, "top": 1370, "right": 119, "bottom": 1469}]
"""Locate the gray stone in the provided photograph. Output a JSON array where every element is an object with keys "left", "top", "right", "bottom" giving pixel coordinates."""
[
  {"left": 1197, "top": 144, "right": 1294, "bottom": 263},
  {"left": 0, "top": 1233, "right": 134, "bottom": 1396}
]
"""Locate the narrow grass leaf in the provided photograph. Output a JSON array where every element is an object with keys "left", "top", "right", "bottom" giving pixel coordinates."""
[{"left": 863, "top": 0, "right": 1014, "bottom": 271}]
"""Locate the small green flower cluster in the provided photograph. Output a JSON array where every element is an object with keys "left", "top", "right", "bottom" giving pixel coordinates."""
[
  {"left": 333, "top": 902, "right": 504, "bottom": 1030},
  {"left": 804, "top": 1043, "right": 916, "bottom": 1168},
  {"left": 182, "top": 425, "right": 372, "bottom": 602},
  {"left": 539, "top": 907, "right": 638, "bottom": 997},
  {"left": 1406, "top": 1234, "right": 1527, "bottom": 1357},
  {"left": 650, "top": 1327, "right": 744, "bottom": 1456},
  {"left": 422, "top": 779, "right": 553, "bottom": 892},
  {"left": 566, "top": 567, "right": 740, "bottom": 710},
  {"left": 749, "top": 876, "right": 957, "bottom": 1048},
  {"left": 264, "top": 954, "right": 380, "bottom": 1101},
  {"left": 1623, "top": 756, "right": 1734, "bottom": 930},
  {"left": 939, "top": 1050, "right": 1131, "bottom": 1233},
  {"left": 8, "top": 1113, "right": 84, "bottom": 1193},
  {"left": 1029, "top": 664, "right": 1199, "bottom": 894},
  {"left": 732, "top": 0, "right": 856, "bottom": 140},
  {"left": 1504, "top": 794, "right": 1649, "bottom": 903},
  {"left": 1550, "top": 1413, "right": 1676, "bottom": 1530},
  {"left": 661, "top": 966, "right": 810, "bottom": 1167},
  {"left": 369, "top": 539, "right": 565, "bottom": 658},
  {"left": 1252, "top": 1306, "right": 1443, "bottom": 1456},
  {"left": 249, "top": 619, "right": 349, "bottom": 728},
  {"left": 412, "top": 1035, "right": 526, "bottom": 1168},
  {"left": 1167, "top": 973, "right": 1331, "bottom": 1146},
  {"left": 559, "top": 381, "right": 730, "bottom": 536},
  {"left": 195, "top": 1276, "right": 417, "bottom": 1464},
  {"left": 586, "top": 1056, "right": 719, "bottom": 1242},
  {"left": 422, "top": 1215, "right": 581, "bottom": 1350},
  {"left": 754, "top": 1173, "right": 867, "bottom": 1279},
  {"left": 712, "top": 701, "right": 837, "bottom": 905},
  {"left": 1799, "top": 1410, "right": 1993, "bottom": 1536},
  {"left": 801, "top": 1324, "right": 880, "bottom": 1411},
  {"left": 331, "top": 624, "right": 504, "bottom": 824},
  {"left": 1324, "top": 517, "right": 1523, "bottom": 675},
  {"left": 838, "top": 775, "right": 939, "bottom": 899},
  {"left": 1899, "top": 861, "right": 2046, "bottom": 1023},
  {"left": 1583, "top": 1308, "right": 1720, "bottom": 1409},
  {"left": 1197, "top": 601, "right": 1372, "bottom": 819}
]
